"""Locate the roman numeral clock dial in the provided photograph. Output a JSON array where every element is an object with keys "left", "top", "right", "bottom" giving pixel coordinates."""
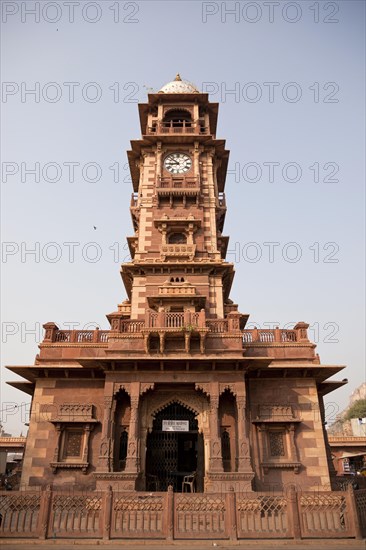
[{"left": 164, "top": 152, "right": 192, "bottom": 174}]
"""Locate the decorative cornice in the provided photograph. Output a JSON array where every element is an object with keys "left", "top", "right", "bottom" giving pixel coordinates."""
[
  {"left": 93, "top": 472, "right": 138, "bottom": 480},
  {"left": 261, "top": 462, "right": 301, "bottom": 474},
  {"left": 243, "top": 342, "right": 316, "bottom": 348},
  {"left": 206, "top": 472, "right": 254, "bottom": 481},
  {"left": 50, "top": 461, "right": 89, "bottom": 474},
  {"left": 39, "top": 343, "right": 108, "bottom": 348}
]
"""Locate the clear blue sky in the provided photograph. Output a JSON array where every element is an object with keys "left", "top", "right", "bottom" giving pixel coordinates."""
[{"left": 1, "top": 0, "right": 365, "bottom": 434}]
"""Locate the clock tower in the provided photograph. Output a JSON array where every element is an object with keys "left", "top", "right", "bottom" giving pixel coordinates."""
[
  {"left": 119, "top": 74, "right": 238, "bottom": 354},
  {"left": 12, "top": 75, "right": 343, "bottom": 497}
]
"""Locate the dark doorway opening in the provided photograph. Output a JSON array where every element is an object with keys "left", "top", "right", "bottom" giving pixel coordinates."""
[{"left": 146, "top": 402, "right": 203, "bottom": 491}]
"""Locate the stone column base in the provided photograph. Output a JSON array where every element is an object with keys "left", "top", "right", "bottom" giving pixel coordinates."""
[
  {"left": 204, "top": 472, "right": 254, "bottom": 493},
  {"left": 93, "top": 472, "right": 140, "bottom": 491}
]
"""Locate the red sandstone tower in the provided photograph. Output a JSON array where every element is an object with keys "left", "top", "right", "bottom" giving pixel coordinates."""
[{"left": 7, "top": 75, "right": 345, "bottom": 493}]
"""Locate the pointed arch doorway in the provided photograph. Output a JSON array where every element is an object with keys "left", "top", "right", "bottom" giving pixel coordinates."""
[{"left": 146, "top": 402, "right": 204, "bottom": 492}]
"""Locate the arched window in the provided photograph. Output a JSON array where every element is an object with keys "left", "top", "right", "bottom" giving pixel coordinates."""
[
  {"left": 163, "top": 109, "right": 192, "bottom": 127},
  {"left": 168, "top": 232, "right": 187, "bottom": 244}
]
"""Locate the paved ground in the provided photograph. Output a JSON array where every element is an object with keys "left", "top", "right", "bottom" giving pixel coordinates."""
[{"left": 1, "top": 541, "right": 365, "bottom": 550}]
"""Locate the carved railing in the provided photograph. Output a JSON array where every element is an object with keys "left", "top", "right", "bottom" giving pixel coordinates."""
[
  {"left": 44, "top": 323, "right": 309, "bottom": 345},
  {"left": 119, "top": 320, "right": 145, "bottom": 333},
  {"left": 299, "top": 492, "right": 354, "bottom": 537},
  {"left": 161, "top": 244, "right": 196, "bottom": 261},
  {"left": 157, "top": 176, "right": 199, "bottom": 189},
  {"left": 0, "top": 437, "right": 27, "bottom": 445},
  {"left": 165, "top": 312, "right": 185, "bottom": 328},
  {"left": 242, "top": 329, "right": 298, "bottom": 344},
  {"left": 0, "top": 488, "right": 363, "bottom": 540},
  {"left": 144, "top": 310, "right": 206, "bottom": 330},
  {"left": 52, "top": 330, "right": 109, "bottom": 344},
  {"left": 328, "top": 436, "right": 366, "bottom": 445},
  {"left": 191, "top": 312, "right": 200, "bottom": 326},
  {"left": 159, "top": 286, "right": 196, "bottom": 296},
  {"left": 49, "top": 492, "right": 103, "bottom": 538},
  {"left": 111, "top": 492, "right": 166, "bottom": 539},
  {"left": 147, "top": 121, "right": 208, "bottom": 135},
  {"left": 0, "top": 492, "right": 41, "bottom": 537},
  {"left": 206, "top": 319, "right": 228, "bottom": 333},
  {"left": 281, "top": 330, "right": 297, "bottom": 342},
  {"left": 355, "top": 489, "right": 366, "bottom": 537},
  {"left": 236, "top": 494, "right": 288, "bottom": 538}
]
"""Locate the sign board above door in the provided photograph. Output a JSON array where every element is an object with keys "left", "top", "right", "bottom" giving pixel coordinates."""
[{"left": 162, "top": 420, "right": 189, "bottom": 432}]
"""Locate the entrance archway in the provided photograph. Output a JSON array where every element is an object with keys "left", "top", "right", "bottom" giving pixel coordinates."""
[{"left": 146, "top": 402, "right": 203, "bottom": 491}]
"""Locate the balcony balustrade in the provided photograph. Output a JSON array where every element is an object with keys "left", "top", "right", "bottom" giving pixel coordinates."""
[
  {"left": 242, "top": 329, "right": 298, "bottom": 344},
  {"left": 206, "top": 319, "right": 229, "bottom": 333},
  {"left": 157, "top": 176, "right": 199, "bottom": 190},
  {"left": 160, "top": 244, "right": 196, "bottom": 261},
  {"left": 158, "top": 285, "right": 196, "bottom": 296},
  {"left": 144, "top": 310, "right": 203, "bottom": 330},
  {"left": 146, "top": 121, "right": 208, "bottom": 135},
  {"left": 43, "top": 322, "right": 309, "bottom": 347},
  {"left": 51, "top": 329, "right": 110, "bottom": 343}
]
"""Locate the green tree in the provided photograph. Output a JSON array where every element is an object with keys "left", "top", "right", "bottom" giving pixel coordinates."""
[{"left": 344, "top": 399, "right": 366, "bottom": 420}]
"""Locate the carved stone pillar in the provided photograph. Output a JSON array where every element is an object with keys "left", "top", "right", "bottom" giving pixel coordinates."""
[
  {"left": 53, "top": 424, "right": 63, "bottom": 462},
  {"left": 125, "top": 395, "right": 140, "bottom": 472},
  {"left": 97, "top": 396, "right": 114, "bottom": 472},
  {"left": 236, "top": 394, "right": 253, "bottom": 473},
  {"left": 209, "top": 395, "right": 223, "bottom": 472},
  {"left": 156, "top": 142, "right": 162, "bottom": 178}
]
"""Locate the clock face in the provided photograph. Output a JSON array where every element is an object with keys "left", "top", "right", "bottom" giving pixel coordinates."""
[{"left": 164, "top": 152, "right": 192, "bottom": 174}]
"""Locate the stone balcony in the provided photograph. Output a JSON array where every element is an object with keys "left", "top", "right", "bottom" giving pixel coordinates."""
[
  {"left": 158, "top": 176, "right": 199, "bottom": 189},
  {"left": 41, "top": 319, "right": 314, "bottom": 360},
  {"left": 156, "top": 176, "right": 200, "bottom": 204},
  {"left": 158, "top": 285, "right": 196, "bottom": 296},
  {"left": 146, "top": 121, "right": 209, "bottom": 135},
  {"left": 160, "top": 244, "right": 196, "bottom": 261},
  {"left": 44, "top": 327, "right": 109, "bottom": 344}
]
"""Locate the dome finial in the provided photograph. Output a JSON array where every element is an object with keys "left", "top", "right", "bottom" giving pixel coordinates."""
[{"left": 159, "top": 76, "right": 199, "bottom": 94}]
